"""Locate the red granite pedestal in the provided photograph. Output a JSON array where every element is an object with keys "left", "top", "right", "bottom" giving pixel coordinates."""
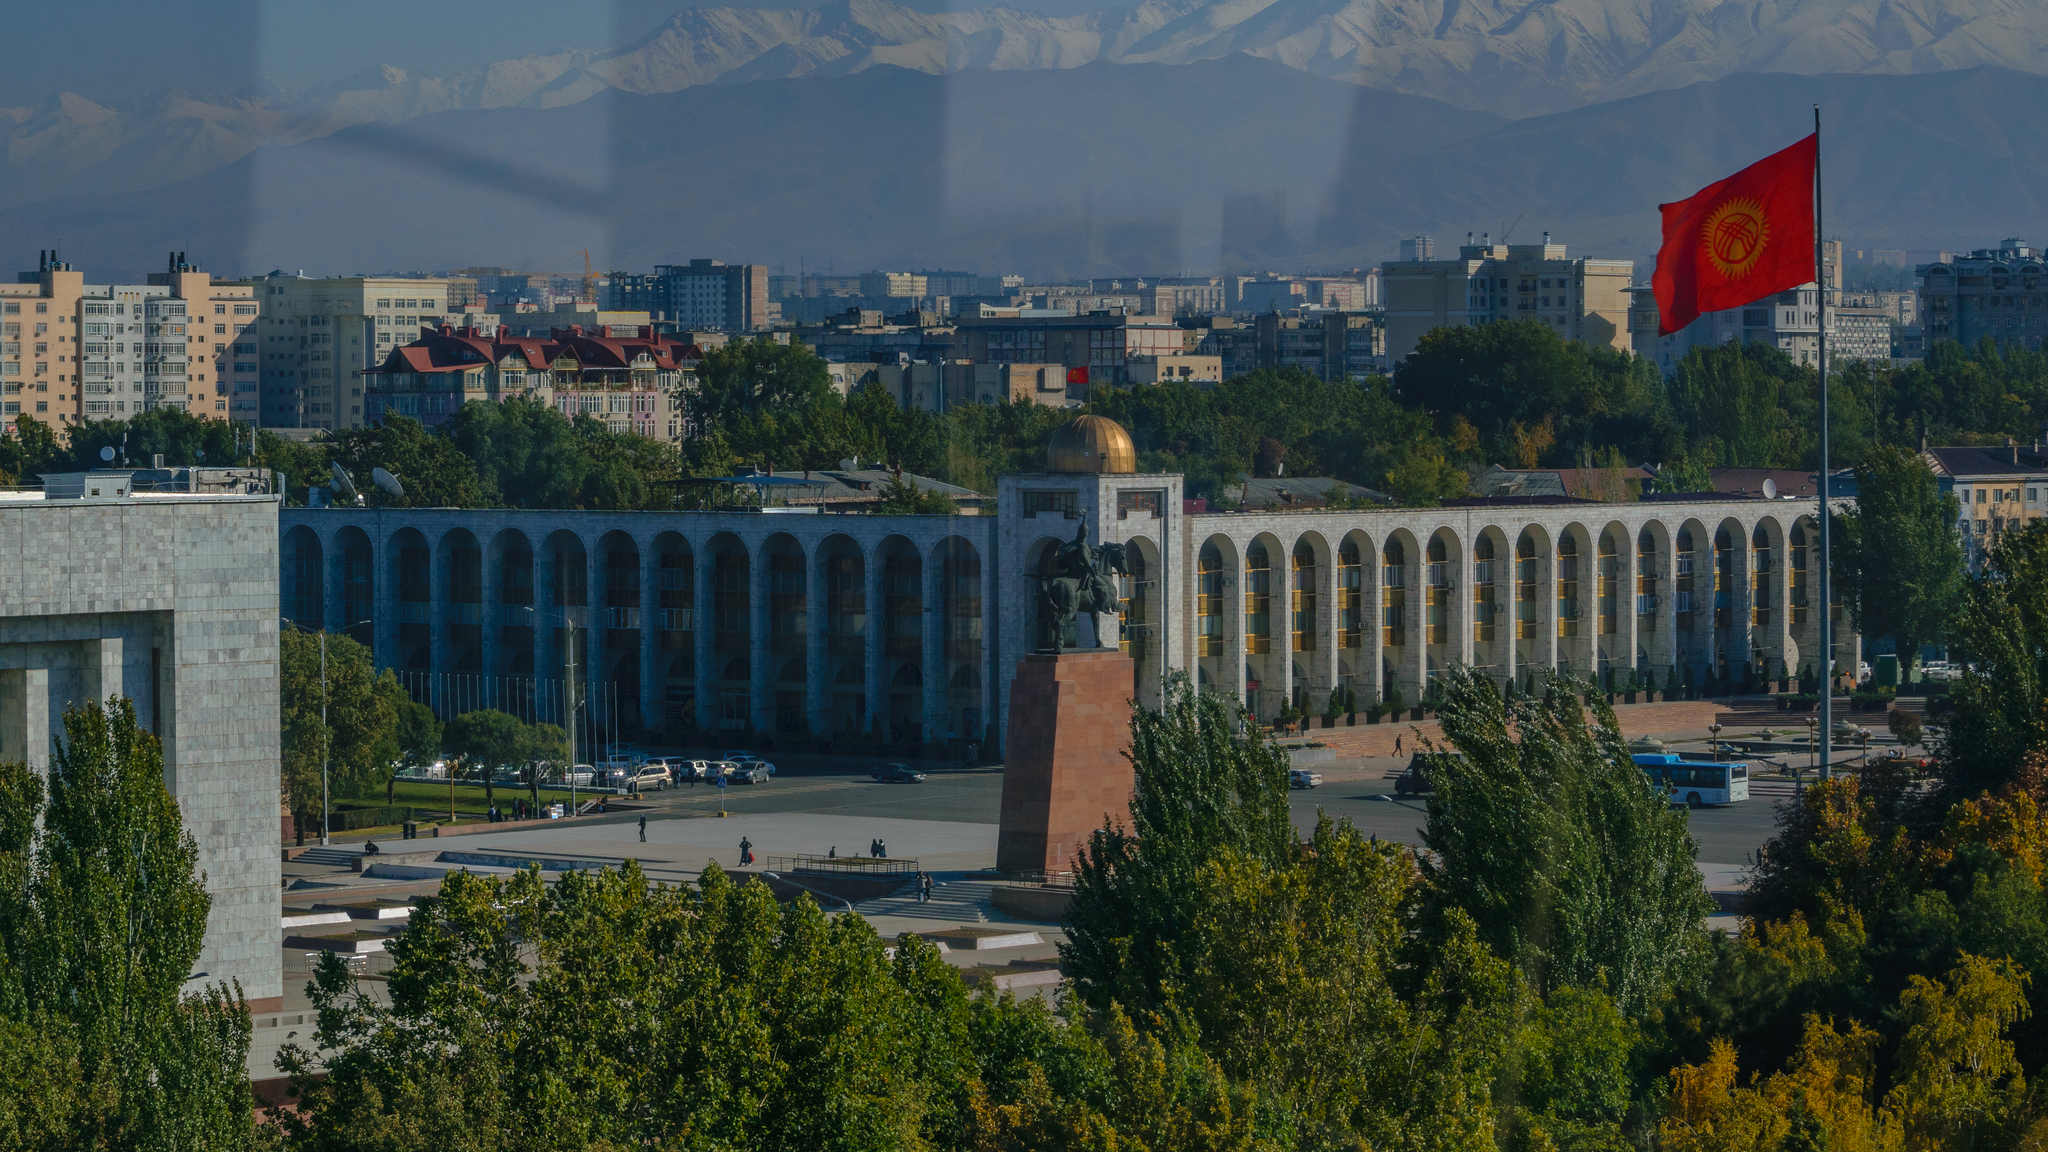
[{"left": 997, "top": 648, "right": 1136, "bottom": 875}]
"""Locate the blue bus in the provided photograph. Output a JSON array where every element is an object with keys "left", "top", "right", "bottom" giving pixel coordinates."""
[{"left": 1631, "top": 753, "right": 1749, "bottom": 808}]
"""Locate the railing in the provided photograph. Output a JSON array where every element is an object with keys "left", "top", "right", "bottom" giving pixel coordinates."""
[
  {"left": 1675, "top": 591, "right": 1694, "bottom": 613},
  {"left": 397, "top": 602, "right": 429, "bottom": 623},
  {"left": 605, "top": 607, "right": 640, "bottom": 629},
  {"left": 1427, "top": 561, "right": 1451, "bottom": 587},
  {"left": 449, "top": 602, "right": 483, "bottom": 625},
  {"left": 1636, "top": 593, "right": 1657, "bottom": 615},
  {"left": 767, "top": 855, "right": 921, "bottom": 878},
  {"left": 1472, "top": 560, "right": 1494, "bottom": 585},
  {"left": 658, "top": 608, "right": 692, "bottom": 631}
]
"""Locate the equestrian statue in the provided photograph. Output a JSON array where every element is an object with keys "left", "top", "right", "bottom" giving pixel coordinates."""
[{"left": 1035, "top": 520, "right": 1129, "bottom": 653}]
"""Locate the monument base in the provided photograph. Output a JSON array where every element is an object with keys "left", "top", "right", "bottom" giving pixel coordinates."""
[{"left": 997, "top": 647, "right": 1136, "bottom": 875}]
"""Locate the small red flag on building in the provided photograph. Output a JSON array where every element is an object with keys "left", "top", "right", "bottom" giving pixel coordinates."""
[
  {"left": 1651, "top": 134, "right": 1817, "bottom": 335},
  {"left": 1066, "top": 366, "right": 1089, "bottom": 386}
]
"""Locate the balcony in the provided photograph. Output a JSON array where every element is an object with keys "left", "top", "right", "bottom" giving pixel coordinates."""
[
  {"left": 397, "top": 602, "right": 429, "bottom": 624},
  {"left": 605, "top": 607, "right": 640, "bottom": 629}
]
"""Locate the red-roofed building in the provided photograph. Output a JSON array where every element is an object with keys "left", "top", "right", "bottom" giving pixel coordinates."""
[{"left": 364, "top": 325, "right": 703, "bottom": 442}]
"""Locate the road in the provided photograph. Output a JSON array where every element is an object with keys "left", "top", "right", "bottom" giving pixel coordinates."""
[{"left": 626, "top": 757, "right": 1790, "bottom": 868}]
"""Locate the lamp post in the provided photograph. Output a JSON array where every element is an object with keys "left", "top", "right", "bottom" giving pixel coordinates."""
[
  {"left": 1805, "top": 715, "right": 1820, "bottom": 789},
  {"left": 282, "top": 617, "right": 372, "bottom": 846},
  {"left": 516, "top": 605, "right": 582, "bottom": 815},
  {"left": 1707, "top": 722, "right": 1723, "bottom": 763}
]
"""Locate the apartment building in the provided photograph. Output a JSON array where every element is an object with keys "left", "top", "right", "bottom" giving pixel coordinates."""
[
  {"left": 1139, "top": 279, "right": 1226, "bottom": 316},
  {"left": 366, "top": 324, "right": 702, "bottom": 443},
  {"left": 244, "top": 272, "right": 448, "bottom": 431},
  {"left": 1918, "top": 240, "right": 2045, "bottom": 353},
  {"left": 953, "top": 311, "right": 1187, "bottom": 385},
  {"left": 600, "top": 260, "right": 768, "bottom": 332},
  {"left": 1925, "top": 444, "right": 2048, "bottom": 570},
  {"left": 1381, "top": 233, "right": 1632, "bottom": 365},
  {"left": 2, "top": 251, "right": 253, "bottom": 434}
]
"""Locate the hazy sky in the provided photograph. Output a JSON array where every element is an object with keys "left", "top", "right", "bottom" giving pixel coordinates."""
[{"left": 1, "top": 0, "right": 1102, "bottom": 106}]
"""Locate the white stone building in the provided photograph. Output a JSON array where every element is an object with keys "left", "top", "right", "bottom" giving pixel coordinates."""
[{"left": 278, "top": 417, "right": 1858, "bottom": 747}]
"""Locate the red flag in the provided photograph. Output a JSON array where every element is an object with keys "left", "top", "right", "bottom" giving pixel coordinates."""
[
  {"left": 1651, "top": 134, "right": 1817, "bottom": 335},
  {"left": 1066, "top": 366, "right": 1089, "bottom": 385}
]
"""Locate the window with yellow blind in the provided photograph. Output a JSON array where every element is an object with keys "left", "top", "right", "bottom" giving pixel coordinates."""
[
  {"left": 1472, "top": 536, "right": 1496, "bottom": 643},
  {"left": 1381, "top": 540, "right": 1405, "bottom": 647},
  {"left": 1290, "top": 542, "right": 1317, "bottom": 652},
  {"left": 1425, "top": 536, "right": 1449, "bottom": 645},
  {"left": 1338, "top": 538, "right": 1362, "bottom": 648},
  {"left": 1597, "top": 532, "right": 1618, "bottom": 635},
  {"left": 1556, "top": 535, "right": 1579, "bottom": 639},
  {"left": 1750, "top": 524, "right": 1772, "bottom": 628},
  {"left": 1198, "top": 544, "right": 1225, "bottom": 657},
  {"left": 1636, "top": 528, "right": 1657, "bottom": 633},
  {"left": 1789, "top": 523, "right": 1809, "bottom": 624},
  {"left": 1515, "top": 533, "right": 1538, "bottom": 640},
  {"left": 1244, "top": 541, "right": 1271, "bottom": 654}
]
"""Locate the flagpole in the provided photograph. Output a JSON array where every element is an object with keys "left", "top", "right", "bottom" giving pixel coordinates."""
[{"left": 1814, "top": 104, "right": 1833, "bottom": 781}]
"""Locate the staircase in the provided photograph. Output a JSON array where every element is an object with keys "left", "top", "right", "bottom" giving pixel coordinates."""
[
  {"left": 857, "top": 877, "right": 1000, "bottom": 927},
  {"left": 290, "top": 846, "right": 362, "bottom": 869}
]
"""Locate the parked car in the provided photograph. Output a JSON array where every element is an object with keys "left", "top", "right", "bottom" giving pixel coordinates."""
[
  {"left": 729, "top": 755, "right": 777, "bottom": 777},
  {"left": 623, "top": 763, "right": 671, "bottom": 790},
  {"left": 871, "top": 762, "right": 927, "bottom": 784},
  {"left": 555, "top": 764, "right": 596, "bottom": 786},
  {"left": 729, "top": 763, "right": 769, "bottom": 785},
  {"left": 1288, "top": 769, "right": 1324, "bottom": 789}
]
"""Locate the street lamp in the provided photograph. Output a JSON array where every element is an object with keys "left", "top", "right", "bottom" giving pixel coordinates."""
[
  {"left": 1707, "top": 722, "right": 1722, "bottom": 763},
  {"left": 1804, "top": 715, "right": 1820, "bottom": 788},
  {"left": 282, "top": 617, "right": 371, "bottom": 846},
  {"left": 515, "top": 605, "right": 584, "bottom": 815}
]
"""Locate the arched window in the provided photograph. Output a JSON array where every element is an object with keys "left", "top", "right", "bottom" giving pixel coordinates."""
[
  {"left": 1381, "top": 540, "right": 1405, "bottom": 647},
  {"left": 1472, "top": 536, "right": 1496, "bottom": 643},
  {"left": 1338, "top": 538, "right": 1363, "bottom": 648},
  {"left": 1290, "top": 542, "right": 1317, "bottom": 653},
  {"left": 1244, "top": 542, "right": 1271, "bottom": 654},
  {"left": 1198, "top": 543, "right": 1225, "bottom": 657}
]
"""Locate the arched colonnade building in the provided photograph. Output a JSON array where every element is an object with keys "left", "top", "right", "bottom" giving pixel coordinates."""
[{"left": 278, "top": 418, "right": 1856, "bottom": 751}]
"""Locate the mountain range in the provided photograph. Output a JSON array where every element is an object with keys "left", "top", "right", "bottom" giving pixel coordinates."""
[
  {"left": 3, "top": 0, "right": 2045, "bottom": 216},
  {"left": 5, "top": 58, "right": 2043, "bottom": 282}
]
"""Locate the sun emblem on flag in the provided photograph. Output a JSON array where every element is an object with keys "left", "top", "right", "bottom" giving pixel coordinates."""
[{"left": 1702, "top": 197, "right": 1769, "bottom": 279}]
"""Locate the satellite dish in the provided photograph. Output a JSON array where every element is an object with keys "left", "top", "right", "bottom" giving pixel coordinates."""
[
  {"left": 371, "top": 467, "right": 405, "bottom": 498},
  {"left": 1761, "top": 478, "right": 1778, "bottom": 500},
  {"left": 99, "top": 446, "right": 116, "bottom": 463},
  {"left": 329, "top": 462, "right": 361, "bottom": 503}
]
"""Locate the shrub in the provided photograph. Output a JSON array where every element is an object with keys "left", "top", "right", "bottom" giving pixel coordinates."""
[{"left": 1887, "top": 709, "right": 1924, "bottom": 748}]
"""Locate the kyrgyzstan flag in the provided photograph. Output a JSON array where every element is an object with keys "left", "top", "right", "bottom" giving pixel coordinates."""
[{"left": 1651, "top": 134, "right": 1817, "bottom": 335}]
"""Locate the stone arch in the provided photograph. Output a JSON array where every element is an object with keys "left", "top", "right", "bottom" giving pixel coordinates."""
[
  {"left": 331, "top": 524, "right": 374, "bottom": 648},
  {"left": 1712, "top": 516, "right": 1750, "bottom": 677},
  {"left": 832, "top": 656, "right": 866, "bottom": 735},
  {"left": 1787, "top": 515, "right": 1819, "bottom": 681},
  {"left": 1289, "top": 530, "right": 1333, "bottom": 683},
  {"left": 877, "top": 536, "right": 924, "bottom": 740},
  {"left": 1335, "top": 529, "right": 1373, "bottom": 698},
  {"left": 1594, "top": 519, "right": 1632, "bottom": 678},
  {"left": 935, "top": 534, "right": 986, "bottom": 740},
  {"left": 1380, "top": 527, "right": 1421, "bottom": 701},
  {"left": 438, "top": 527, "right": 483, "bottom": 678},
  {"left": 1243, "top": 531, "right": 1287, "bottom": 719},
  {"left": 1195, "top": 533, "right": 1241, "bottom": 698},
  {"left": 1750, "top": 515, "right": 1790, "bottom": 682},
  {"left": 1511, "top": 524, "right": 1554, "bottom": 690},
  {"left": 707, "top": 532, "right": 750, "bottom": 731},
  {"left": 388, "top": 526, "right": 433, "bottom": 680},
  {"left": 283, "top": 524, "right": 323, "bottom": 631},
  {"left": 763, "top": 532, "right": 807, "bottom": 677},
  {"left": 1120, "top": 533, "right": 1164, "bottom": 708},
  {"left": 1423, "top": 527, "right": 1464, "bottom": 687},
  {"left": 1469, "top": 524, "right": 1512, "bottom": 684},
  {"left": 651, "top": 530, "right": 694, "bottom": 686},
  {"left": 1673, "top": 517, "right": 1712, "bottom": 681},
  {"left": 1554, "top": 522, "right": 1596, "bottom": 677},
  {"left": 817, "top": 533, "right": 865, "bottom": 668}
]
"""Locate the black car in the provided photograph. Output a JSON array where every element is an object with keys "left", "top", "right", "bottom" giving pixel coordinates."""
[
  {"left": 1393, "top": 751, "right": 1462, "bottom": 797},
  {"left": 871, "top": 762, "right": 927, "bottom": 783}
]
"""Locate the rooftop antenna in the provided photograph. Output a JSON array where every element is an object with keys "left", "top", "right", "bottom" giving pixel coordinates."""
[{"left": 371, "top": 467, "right": 405, "bottom": 499}]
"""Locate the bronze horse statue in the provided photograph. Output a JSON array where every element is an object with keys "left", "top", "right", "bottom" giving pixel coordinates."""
[{"left": 1036, "top": 522, "right": 1129, "bottom": 653}]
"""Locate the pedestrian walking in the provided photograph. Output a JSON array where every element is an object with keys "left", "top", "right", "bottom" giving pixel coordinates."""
[
  {"left": 740, "top": 836, "right": 754, "bottom": 867},
  {"left": 828, "top": 846, "right": 837, "bottom": 858},
  {"left": 638, "top": 815, "right": 647, "bottom": 843},
  {"left": 1395, "top": 735, "right": 1403, "bottom": 755},
  {"left": 920, "top": 872, "right": 933, "bottom": 903},
  {"left": 878, "top": 837, "right": 888, "bottom": 859}
]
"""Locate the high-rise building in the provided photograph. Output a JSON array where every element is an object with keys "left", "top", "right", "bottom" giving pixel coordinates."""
[
  {"left": 1917, "top": 239, "right": 2045, "bottom": 353},
  {"left": 1380, "top": 233, "right": 1632, "bottom": 366},
  {"left": 243, "top": 272, "right": 448, "bottom": 430},
  {"left": 858, "top": 271, "right": 929, "bottom": 300},
  {"left": 1398, "top": 236, "right": 1434, "bottom": 262},
  {"left": 600, "top": 261, "right": 769, "bottom": 331},
  {"left": 1, "top": 251, "right": 253, "bottom": 435}
]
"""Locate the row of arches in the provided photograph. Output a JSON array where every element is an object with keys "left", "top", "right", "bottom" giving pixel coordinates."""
[
  {"left": 1182, "top": 513, "right": 1834, "bottom": 721},
  {"left": 283, "top": 523, "right": 992, "bottom": 747}
]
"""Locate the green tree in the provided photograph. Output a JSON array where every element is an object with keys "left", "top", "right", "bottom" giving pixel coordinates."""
[
  {"left": 1062, "top": 672, "right": 1293, "bottom": 1015},
  {"left": 62, "top": 408, "right": 240, "bottom": 473},
  {"left": 1423, "top": 668, "right": 1712, "bottom": 1014},
  {"left": 1382, "top": 442, "right": 1470, "bottom": 506},
  {"left": 326, "top": 414, "right": 491, "bottom": 508},
  {"left": 1835, "top": 444, "right": 1963, "bottom": 678},
  {"left": 442, "top": 709, "right": 526, "bottom": 808},
  {"left": 688, "top": 336, "right": 835, "bottom": 430},
  {"left": 1653, "top": 451, "right": 1713, "bottom": 494},
  {"left": 0, "top": 412, "right": 59, "bottom": 485},
  {"left": 280, "top": 629, "right": 396, "bottom": 829},
  {"left": 1940, "top": 521, "right": 2048, "bottom": 800},
  {"left": 0, "top": 697, "right": 255, "bottom": 1151},
  {"left": 871, "top": 474, "right": 958, "bottom": 514}
]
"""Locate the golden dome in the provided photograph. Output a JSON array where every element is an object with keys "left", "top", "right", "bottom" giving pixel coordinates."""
[{"left": 1046, "top": 415, "right": 1138, "bottom": 474}]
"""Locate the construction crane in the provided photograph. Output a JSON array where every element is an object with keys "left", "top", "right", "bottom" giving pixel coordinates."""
[{"left": 580, "top": 250, "right": 594, "bottom": 304}]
